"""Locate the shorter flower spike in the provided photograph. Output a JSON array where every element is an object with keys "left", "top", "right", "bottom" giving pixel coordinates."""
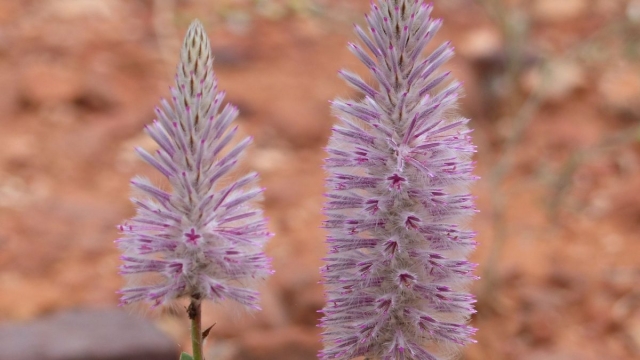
[{"left": 117, "top": 20, "right": 272, "bottom": 310}]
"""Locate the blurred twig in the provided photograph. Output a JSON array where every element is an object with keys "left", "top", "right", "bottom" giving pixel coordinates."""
[
  {"left": 547, "top": 122, "right": 640, "bottom": 222},
  {"left": 480, "top": 62, "right": 549, "bottom": 313},
  {"left": 250, "top": 0, "right": 327, "bottom": 20},
  {"left": 473, "top": 0, "right": 539, "bottom": 313},
  {"left": 153, "top": 0, "right": 180, "bottom": 72},
  {"left": 474, "top": 0, "right": 529, "bottom": 110},
  {"left": 475, "top": 0, "right": 637, "bottom": 312},
  {"left": 543, "top": 18, "right": 637, "bottom": 221}
]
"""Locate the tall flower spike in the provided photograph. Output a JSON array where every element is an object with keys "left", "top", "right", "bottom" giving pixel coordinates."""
[
  {"left": 117, "top": 20, "right": 272, "bottom": 310},
  {"left": 320, "top": 1, "right": 478, "bottom": 359}
]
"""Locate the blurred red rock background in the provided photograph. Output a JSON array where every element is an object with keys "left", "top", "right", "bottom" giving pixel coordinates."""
[{"left": 0, "top": 0, "right": 639, "bottom": 359}]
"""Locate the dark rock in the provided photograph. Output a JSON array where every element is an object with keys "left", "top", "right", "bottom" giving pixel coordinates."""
[{"left": 0, "top": 308, "right": 179, "bottom": 360}]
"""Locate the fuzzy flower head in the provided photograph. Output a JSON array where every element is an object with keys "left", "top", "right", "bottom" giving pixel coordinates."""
[
  {"left": 320, "top": 1, "right": 478, "bottom": 359},
  {"left": 117, "top": 20, "right": 272, "bottom": 309}
]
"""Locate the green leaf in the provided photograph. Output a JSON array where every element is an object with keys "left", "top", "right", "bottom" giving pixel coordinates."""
[{"left": 179, "top": 352, "right": 194, "bottom": 360}]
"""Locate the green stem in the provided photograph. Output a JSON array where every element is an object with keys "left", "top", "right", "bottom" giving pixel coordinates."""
[{"left": 188, "top": 297, "right": 203, "bottom": 360}]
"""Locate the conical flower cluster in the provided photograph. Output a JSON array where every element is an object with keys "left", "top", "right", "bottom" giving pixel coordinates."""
[
  {"left": 320, "top": 1, "right": 478, "bottom": 359},
  {"left": 117, "top": 21, "right": 272, "bottom": 309}
]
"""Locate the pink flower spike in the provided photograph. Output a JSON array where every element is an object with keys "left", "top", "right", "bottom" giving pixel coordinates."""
[
  {"left": 320, "top": 1, "right": 478, "bottom": 359},
  {"left": 117, "top": 20, "right": 272, "bottom": 310}
]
